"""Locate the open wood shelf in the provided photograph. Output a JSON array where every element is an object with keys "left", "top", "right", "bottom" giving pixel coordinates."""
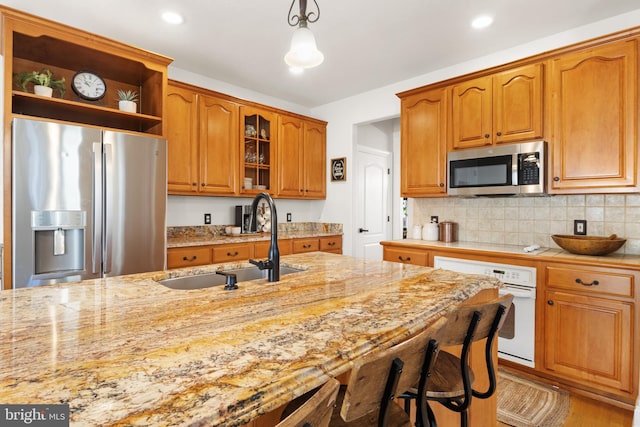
[{"left": 12, "top": 90, "right": 162, "bottom": 133}]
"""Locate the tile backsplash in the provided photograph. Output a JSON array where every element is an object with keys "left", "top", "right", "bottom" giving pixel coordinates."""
[{"left": 413, "top": 194, "right": 640, "bottom": 254}]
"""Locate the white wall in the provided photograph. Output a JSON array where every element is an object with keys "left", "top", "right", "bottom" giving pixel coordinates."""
[
  {"left": 311, "top": 9, "right": 640, "bottom": 256},
  {"left": 167, "top": 195, "right": 324, "bottom": 227}
]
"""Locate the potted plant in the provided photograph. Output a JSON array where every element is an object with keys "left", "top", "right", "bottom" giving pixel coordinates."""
[
  {"left": 116, "top": 89, "right": 138, "bottom": 113},
  {"left": 14, "top": 69, "right": 66, "bottom": 98}
]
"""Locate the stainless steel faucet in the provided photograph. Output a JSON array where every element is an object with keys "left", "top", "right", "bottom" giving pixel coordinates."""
[{"left": 248, "top": 192, "right": 280, "bottom": 282}]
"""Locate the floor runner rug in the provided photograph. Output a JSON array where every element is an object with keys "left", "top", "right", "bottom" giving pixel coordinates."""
[{"left": 497, "top": 369, "right": 570, "bottom": 427}]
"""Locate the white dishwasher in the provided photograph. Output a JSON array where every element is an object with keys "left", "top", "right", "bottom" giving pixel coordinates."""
[{"left": 433, "top": 256, "right": 536, "bottom": 368}]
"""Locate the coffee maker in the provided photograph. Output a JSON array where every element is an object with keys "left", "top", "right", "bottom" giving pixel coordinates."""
[{"left": 235, "top": 205, "right": 254, "bottom": 233}]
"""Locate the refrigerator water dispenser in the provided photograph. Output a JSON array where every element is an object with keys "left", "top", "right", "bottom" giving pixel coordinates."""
[{"left": 32, "top": 211, "right": 86, "bottom": 275}]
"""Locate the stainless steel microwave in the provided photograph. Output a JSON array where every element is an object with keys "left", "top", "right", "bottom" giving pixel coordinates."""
[{"left": 447, "top": 141, "right": 547, "bottom": 196}]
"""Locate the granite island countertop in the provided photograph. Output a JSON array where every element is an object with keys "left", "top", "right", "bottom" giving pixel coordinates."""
[{"left": 0, "top": 252, "right": 500, "bottom": 426}]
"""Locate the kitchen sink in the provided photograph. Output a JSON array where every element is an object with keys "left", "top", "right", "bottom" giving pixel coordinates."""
[{"left": 158, "top": 266, "right": 305, "bottom": 290}]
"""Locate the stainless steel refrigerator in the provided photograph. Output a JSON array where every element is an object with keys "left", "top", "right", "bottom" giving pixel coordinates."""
[{"left": 12, "top": 117, "right": 167, "bottom": 288}]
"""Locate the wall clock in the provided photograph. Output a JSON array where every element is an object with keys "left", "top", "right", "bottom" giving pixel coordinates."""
[{"left": 71, "top": 71, "right": 107, "bottom": 101}]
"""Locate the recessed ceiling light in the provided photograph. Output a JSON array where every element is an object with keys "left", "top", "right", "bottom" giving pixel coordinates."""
[
  {"left": 162, "top": 11, "right": 184, "bottom": 25},
  {"left": 471, "top": 15, "right": 493, "bottom": 29}
]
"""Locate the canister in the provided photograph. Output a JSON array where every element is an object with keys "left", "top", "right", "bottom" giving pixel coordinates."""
[
  {"left": 422, "top": 223, "right": 439, "bottom": 241},
  {"left": 439, "top": 221, "right": 458, "bottom": 242}
]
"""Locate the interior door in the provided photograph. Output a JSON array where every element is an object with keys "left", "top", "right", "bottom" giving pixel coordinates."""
[{"left": 355, "top": 146, "right": 391, "bottom": 260}]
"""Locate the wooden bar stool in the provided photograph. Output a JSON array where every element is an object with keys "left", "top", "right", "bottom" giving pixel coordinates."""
[
  {"left": 399, "top": 294, "right": 513, "bottom": 427},
  {"left": 330, "top": 316, "right": 448, "bottom": 427},
  {"left": 277, "top": 378, "right": 340, "bottom": 427}
]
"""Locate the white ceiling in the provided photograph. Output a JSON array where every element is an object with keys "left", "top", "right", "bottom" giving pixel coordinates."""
[{"left": 5, "top": 1, "right": 640, "bottom": 108}]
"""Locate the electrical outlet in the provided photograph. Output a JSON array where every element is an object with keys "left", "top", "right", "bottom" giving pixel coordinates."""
[
  {"left": 286, "top": 213, "right": 292, "bottom": 222},
  {"left": 574, "top": 219, "right": 586, "bottom": 235},
  {"left": 204, "top": 213, "right": 211, "bottom": 225},
  {"left": 430, "top": 216, "right": 439, "bottom": 224}
]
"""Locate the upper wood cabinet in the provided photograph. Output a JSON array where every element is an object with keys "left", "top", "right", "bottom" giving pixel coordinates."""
[
  {"left": 399, "top": 87, "right": 448, "bottom": 197},
  {"left": 3, "top": 7, "right": 171, "bottom": 135},
  {"left": 240, "top": 106, "right": 277, "bottom": 195},
  {"left": 166, "top": 81, "right": 238, "bottom": 196},
  {"left": 451, "top": 63, "right": 544, "bottom": 149},
  {"left": 549, "top": 39, "right": 638, "bottom": 193},
  {"left": 199, "top": 94, "right": 239, "bottom": 195},
  {"left": 166, "top": 84, "right": 198, "bottom": 193},
  {"left": 276, "top": 114, "right": 327, "bottom": 199}
]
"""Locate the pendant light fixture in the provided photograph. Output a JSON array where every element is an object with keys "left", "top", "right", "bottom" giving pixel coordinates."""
[{"left": 285, "top": 0, "right": 324, "bottom": 71}]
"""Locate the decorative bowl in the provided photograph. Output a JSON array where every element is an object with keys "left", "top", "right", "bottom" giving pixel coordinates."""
[{"left": 551, "top": 234, "right": 626, "bottom": 256}]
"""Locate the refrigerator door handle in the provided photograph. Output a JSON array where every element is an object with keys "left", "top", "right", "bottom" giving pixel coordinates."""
[
  {"left": 92, "top": 142, "right": 102, "bottom": 274},
  {"left": 104, "top": 142, "right": 113, "bottom": 274}
]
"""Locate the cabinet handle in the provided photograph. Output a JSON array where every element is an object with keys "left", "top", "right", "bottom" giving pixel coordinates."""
[
  {"left": 227, "top": 251, "right": 239, "bottom": 257},
  {"left": 496, "top": 131, "right": 502, "bottom": 136},
  {"left": 575, "top": 278, "right": 599, "bottom": 287},
  {"left": 553, "top": 176, "right": 560, "bottom": 181},
  {"left": 192, "top": 183, "right": 197, "bottom": 186},
  {"left": 303, "top": 244, "right": 311, "bottom": 249},
  {"left": 183, "top": 256, "right": 197, "bottom": 262},
  {"left": 359, "top": 228, "right": 369, "bottom": 233},
  {"left": 439, "top": 183, "right": 445, "bottom": 187},
  {"left": 201, "top": 183, "right": 206, "bottom": 186},
  {"left": 547, "top": 300, "right": 554, "bottom": 306},
  {"left": 398, "top": 256, "right": 411, "bottom": 262},
  {"left": 327, "top": 242, "right": 335, "bottom": 246},
  {"left": 484, "top": 134, "right": 490, "bottom": 138}
]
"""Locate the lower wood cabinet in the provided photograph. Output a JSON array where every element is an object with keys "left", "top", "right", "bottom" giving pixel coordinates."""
[
  {"left": 167, "top": 247, "right": 212, "bottom": 269},
  {"left": 212, "top": 244, "right": 251, "bottom": 263},
  {"left": 167, "top": 235, "right": 342, "bottom": 269},
  {"left": 292, "top": 238, "right": 320, "bottom": 253},
  {"left": 254, "top": 239, "right": 293, "bottom": 258},
  {"left": 382, "top": 246, "right": 429, "bottom": 266},
  {"left": 380, "top": 242, "right": 639, "bottom": 406},
  {"left": 542, "top": 264, "right": 637, "bottom": 403},
  {"left": 319, "top": 235, "right": 342, "bottom": 253}
]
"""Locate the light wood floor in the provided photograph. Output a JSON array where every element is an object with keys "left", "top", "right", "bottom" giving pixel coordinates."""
[{"left": 498, "top": 394, "right": 634, "bottom": 427}]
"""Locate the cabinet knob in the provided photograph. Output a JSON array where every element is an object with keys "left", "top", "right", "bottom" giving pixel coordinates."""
[
  {"left": 192, "top": 182, "right": 197, "bottom": 186},
  {"left": 553, "top": 176, "right": 560, "bottom": 181},
  {"left": 575, "top": 278, "right": 599, "bottom": 286},
  {"left": 439, "top": 183, "right": 445, "bottom": 187},
  {"left": 547, "top": 300, "right": 554, "bottom": 306},
  {"left": 496, "top": 131, "right": 502, "bottom": 136},
  {"left": 183, "top": 256, "right": 197, "bottom": 262},
  {"left": 484, "top": 134, "right": 490, "bottom": 138},
  {"left": 201, "top": 183, "right": 206, "bottom": 186}
]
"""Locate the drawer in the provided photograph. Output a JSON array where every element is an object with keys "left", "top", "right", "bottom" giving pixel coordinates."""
[
  {"left": 320, "top": 236, "right": 342, "bottom": 252},
  {"left": 254, "top": 239, "right": 293, "bottom": 258},
  {"left": 212, "top": 244, "right": 251, "bottom": 262},
  {"left": 293, "top": 238, "right": 320, "bottom": 253},
  {"left": 167, "top": 247, "right": 212, "bottom": 269},
  {"left": 546, "top": 265, "right": 634, "bottom": 298},
  {"left": 383, "top": 247, "right": 428, "bottom": 266}
]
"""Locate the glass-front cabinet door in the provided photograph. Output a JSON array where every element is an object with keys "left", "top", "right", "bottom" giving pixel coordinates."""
[{"left": 240, "top": 106, "right": 276, "bottom": 195}]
